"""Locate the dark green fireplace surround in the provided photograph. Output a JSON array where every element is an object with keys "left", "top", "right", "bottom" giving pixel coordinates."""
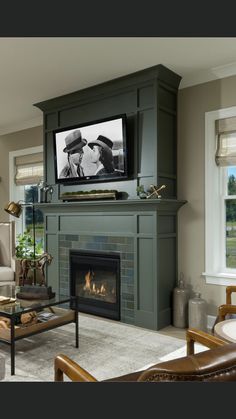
[{"left": 35, "top": 64, "right": 186, "bottom": 330}]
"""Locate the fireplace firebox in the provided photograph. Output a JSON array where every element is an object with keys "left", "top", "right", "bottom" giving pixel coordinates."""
[{"left": 70, "top": 249, "right": 120, "bottom": 320}]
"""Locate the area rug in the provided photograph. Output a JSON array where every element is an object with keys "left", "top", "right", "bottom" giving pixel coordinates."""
[
  {"left": 159, "top": 342, "right": 206, "bottom": 362},
  {"left": 0, "top": 314, "right": 204, "bottom": 382}
]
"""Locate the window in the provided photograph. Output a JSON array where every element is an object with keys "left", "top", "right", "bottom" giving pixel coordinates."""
[
  {"left": 225, "top": 167, "right": 236, "bottom": 269},
  {"left": 15, "top": 152, "right": 43, "bottom": 186},
  {"left": 204, "top": 107, "right": 236, "bottom": 285},
  {"left": 9, "top": 146, "right": 44, "bottom": 250}
]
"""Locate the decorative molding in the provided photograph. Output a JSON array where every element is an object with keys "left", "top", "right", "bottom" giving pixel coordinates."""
[
  {"left": 180, "top": 61, "right": 236, "bottom": 90},
  {"left": 180, "top": 69, "right": 219, "bottom": 89},
  {"left": 1, "top": 63, "right": 236, "bottom": 133},
  {"left": 211, "top": 61, "right": 236, "bottom": 79},
  {"left": 203, "top": 272, "right": 236, "bottom": 286},
  {"left": 0, "top": 116, "right": 42, "bottom": 136},
  {"left": 35, "top": 198, "right": 187, "bottom": 212}
]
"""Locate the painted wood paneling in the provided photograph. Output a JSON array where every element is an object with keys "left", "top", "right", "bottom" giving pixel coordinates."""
[
  {"left": 35, "top": 65, "right": 183, "bottom": 330},
  {"left": 59, "top": 214, "right": 135, "bottom": 234}
]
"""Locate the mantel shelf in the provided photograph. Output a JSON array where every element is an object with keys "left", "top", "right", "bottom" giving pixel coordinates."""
[{"left": 34, "top": 198, "right": 187, "bottom": 212}]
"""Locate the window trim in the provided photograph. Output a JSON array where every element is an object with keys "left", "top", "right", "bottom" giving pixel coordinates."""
[
  {"left": 9, "top": 146, "right": 43, "bottom": 236},
  {"left": 203, "top": 106, "right": 236, "bottom": 285}
]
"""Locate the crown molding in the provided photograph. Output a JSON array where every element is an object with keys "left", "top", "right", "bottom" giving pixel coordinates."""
[
  {"left": 0, "top": 116, "right": 42, "bottom": 136},
  {"left": 211, "top": 61, "right": 236, "bottom": 79},
  {"left": 2, "top": 61, "right": 236, "bottom": 131},
  {"left": 180, "top": 61, "right": 236, "bottom": 89}
]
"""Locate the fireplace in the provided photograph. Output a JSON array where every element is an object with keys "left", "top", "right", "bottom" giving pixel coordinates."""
[{"left": 70, "top": 249, "right": 120, "bottom": 320}]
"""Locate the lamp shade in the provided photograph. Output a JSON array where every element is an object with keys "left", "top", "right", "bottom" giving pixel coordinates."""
[{"left": 4, "top": 201, "right": 22, "bottom": 218}]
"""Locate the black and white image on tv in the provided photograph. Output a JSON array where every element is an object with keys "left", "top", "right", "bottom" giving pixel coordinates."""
[
  {"left": 55, "top": 117, "right": 125, "bottom": 181},
  {"left": 59, "top": 129, "right": 87, "bottom": 178},
  {"left": 87, "top": 135, "right": 123, "bottom": 176}
]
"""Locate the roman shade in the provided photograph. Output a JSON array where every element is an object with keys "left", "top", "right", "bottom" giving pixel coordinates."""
[
  {"left": 15, "top": 152, "right": 43, "bottom": 185},
  {"left": 215, "top": 117, "right": 236, "bottom": 166}
]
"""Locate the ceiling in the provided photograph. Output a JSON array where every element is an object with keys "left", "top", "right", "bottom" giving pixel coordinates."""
[{"left": 2, "top": 37, "right": 236, "bottom": 136}]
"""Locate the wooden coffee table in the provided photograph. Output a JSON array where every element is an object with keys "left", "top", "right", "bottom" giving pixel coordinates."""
[{"left": 214, "top": 319, "right": 236, "bottom": 343}]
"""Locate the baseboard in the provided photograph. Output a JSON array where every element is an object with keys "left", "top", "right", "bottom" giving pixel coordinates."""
[{"left": 207, "top": 315, "right": 216, "bottom": 330}]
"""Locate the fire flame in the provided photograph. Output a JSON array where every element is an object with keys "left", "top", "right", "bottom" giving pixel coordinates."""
[
  {"left": 83, "top": 270, "right": 106, "bottom": 296},
  {"left": 84, "top": 270, "right": 93, "bottom": 291}
]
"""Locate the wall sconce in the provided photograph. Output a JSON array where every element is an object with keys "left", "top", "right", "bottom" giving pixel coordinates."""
[
  {"left": 4, "top": 200, "right": 37, "bottom": 281},
  {"left": 4, "top": 200, "right": 24, "bottom": 218}
]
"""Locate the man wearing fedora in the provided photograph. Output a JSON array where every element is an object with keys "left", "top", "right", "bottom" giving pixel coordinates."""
[
  {"left": 88, "top": 135, "right": 116, "bottom": 175},
  {"left": 59, "top": 130, "right": 87, "bottom": 178}
]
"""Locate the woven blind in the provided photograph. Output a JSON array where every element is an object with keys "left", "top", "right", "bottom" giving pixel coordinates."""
[
  {"left": 215, "top": 117, "right": 236, "bottom": 166},
  {"left": 15, "top": 152, "right": 43, "bottom": 185}
]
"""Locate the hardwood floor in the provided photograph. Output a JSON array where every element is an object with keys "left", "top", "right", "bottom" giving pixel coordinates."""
[{"left": 158, "top": 325, "right": 187, "bottom": 340}]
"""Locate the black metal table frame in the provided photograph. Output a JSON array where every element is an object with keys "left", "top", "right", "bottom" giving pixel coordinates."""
[{"left": 0, "top": 296, "right": 79, "bottom": 376}]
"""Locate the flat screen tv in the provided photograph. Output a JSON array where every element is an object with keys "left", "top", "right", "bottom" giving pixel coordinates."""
[{"left": 53, "top": 114, "right": 128, "bottom": 185}]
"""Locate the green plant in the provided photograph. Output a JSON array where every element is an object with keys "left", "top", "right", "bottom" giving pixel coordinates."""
[
  {"left": 136, "top": 185, "right": 145, "bottom": 194},
  {"left": 15, "top": 231, "right": 43, "bottom": 259},
  {"left": 136, "top": 185, "right": 148, "bottom": 198}
]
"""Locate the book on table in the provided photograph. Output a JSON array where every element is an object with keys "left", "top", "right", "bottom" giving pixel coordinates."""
[
  {"left": 0, "top": 296, "right": 11, "bottom": 305},
  {"left": 0, "top": 296, "right": 16, "bottom": 305},
  {"left": 37, "top": 311, "right": 59, "bottom": 322}
]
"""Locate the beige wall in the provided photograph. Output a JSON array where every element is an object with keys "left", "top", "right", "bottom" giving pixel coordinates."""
[
  {"left": 178, "top": 75, "right": 236, "bottom": 316},
  {"left": 0, "top": 125, "right": 43, "bottom": 221}
]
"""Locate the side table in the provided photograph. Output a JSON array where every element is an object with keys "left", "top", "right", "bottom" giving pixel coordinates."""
[{"left": 214, "top": 319, "right": 236, "bottom": 343}]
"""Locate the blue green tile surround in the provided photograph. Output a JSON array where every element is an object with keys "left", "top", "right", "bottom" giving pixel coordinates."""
[{"left": 59, "top": 234, "right": 134, "bottom": 324}]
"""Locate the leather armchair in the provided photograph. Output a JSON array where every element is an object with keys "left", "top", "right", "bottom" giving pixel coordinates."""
[
  {"left": 218, "top": 286, "right": 236, "bottom": 322},
  {"left": 212, "top": 286, "right": 236, "bottom": 331},
  {"left": 54, "top": 328, "right": 236, "bottom": 382}
]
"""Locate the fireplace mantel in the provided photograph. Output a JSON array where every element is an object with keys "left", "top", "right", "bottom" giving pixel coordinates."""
[
  {"left": 41, "top": 197, "right": 186, "bottom": 331},
  {"left": 35, "top": 198, "right": 186, "bottom": 212}
]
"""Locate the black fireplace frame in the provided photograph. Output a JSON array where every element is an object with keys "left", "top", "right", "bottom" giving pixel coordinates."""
[{"left": 69, "top": 249, "right": 121, "bottom": 320}]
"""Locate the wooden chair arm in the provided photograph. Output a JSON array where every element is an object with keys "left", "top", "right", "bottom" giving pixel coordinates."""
[
  {"left": 186, "top": 328, "right": 227, "bottom": 355},
  {"left": 218, "top": 304, "right": 236, "bottom": 322},
  {"left": 54, "top": 354, "right": 97, "bottom": 382},
  {"left": 226, "top": 286, "right": 236, "bottom": 304}
]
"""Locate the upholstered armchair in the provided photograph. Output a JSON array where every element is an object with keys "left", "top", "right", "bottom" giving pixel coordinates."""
[
  {"left": 0, "top": 222, "right": 15, "bottom": 285},
  {"left": 55, "top": 328, "right": 236, "bottom": 382}
]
